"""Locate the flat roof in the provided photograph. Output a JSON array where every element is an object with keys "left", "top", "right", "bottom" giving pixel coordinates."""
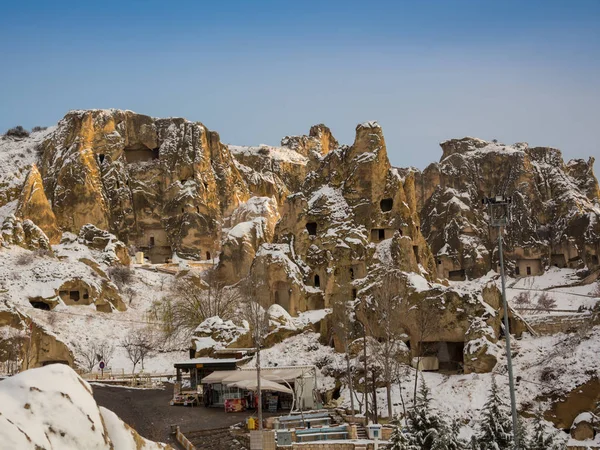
[{"left": 174, "top": 358, "right": 240, "bottom": 367}]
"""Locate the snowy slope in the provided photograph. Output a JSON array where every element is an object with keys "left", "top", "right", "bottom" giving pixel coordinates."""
[{"left": 0, "top": 364, "right": 171, "bottom": 449}]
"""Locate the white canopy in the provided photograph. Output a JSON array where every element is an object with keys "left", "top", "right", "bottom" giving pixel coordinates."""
[
  {"left": 226, "top": 378, "right": 293, "bottom": 394},
  {"left": 201, "top": 367, "right": 313, "bottom": 385}
]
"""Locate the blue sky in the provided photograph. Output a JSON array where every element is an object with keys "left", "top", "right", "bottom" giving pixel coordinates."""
[{"left": 1, "top": 0, "right": 599, "bottom": 169}]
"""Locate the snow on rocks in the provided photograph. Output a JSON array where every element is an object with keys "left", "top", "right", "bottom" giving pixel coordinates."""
[{"left": 0, "top": 364, "right": 170, "bottom": 449}]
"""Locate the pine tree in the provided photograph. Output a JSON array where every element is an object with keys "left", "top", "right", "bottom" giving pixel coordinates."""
[
  {"left": 406, "top": 378, "right": 466, "bottom": 450},
  {"left": 528, "top": 411, "right": 562, "bottom": 450},
  {"left": 513, "top": 416, "right": 528, "bottom": 450},
  {"left": 476, "top": 377, "right": 514, "bottom": 450},
  {"left": 389, "top": 420, "right": 411, "bottom": 450}
]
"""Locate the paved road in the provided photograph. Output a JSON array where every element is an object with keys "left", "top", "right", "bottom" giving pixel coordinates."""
[{"left": 92, "top": 382, "right": 279, "bottom": 447}]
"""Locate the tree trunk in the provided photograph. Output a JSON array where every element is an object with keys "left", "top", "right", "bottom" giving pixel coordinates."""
[
  {"left": 397, "top": 377, "right": 407, "bottom": 425},
  {"left": 386, "top": 381, "right": 392, "bottom": 419},
  {"left": 362, "top": 325, "right": 369, "bottom": 421},
  {"left": 257, "top": 346, "right": 263, "bottom": 430},
  {"left": 345, "top": 348, "right": 355, "bottom": 417},
  {"left": 413, "top": 354, "right": 421, "bottom": 404},
  {"left": 372, "top": 369, "right": 378, "bottom": 424}
]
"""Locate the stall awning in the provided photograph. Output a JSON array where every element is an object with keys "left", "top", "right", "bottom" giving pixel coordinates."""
[
  {"left": 201, "top": 366, "right": 314, "bottom": 385},
  {"left": 201, "top": 370, "right": 244, "bottom": 384},
  {"left": 227, "top": 378, "right": 293, "bottom": 394}
]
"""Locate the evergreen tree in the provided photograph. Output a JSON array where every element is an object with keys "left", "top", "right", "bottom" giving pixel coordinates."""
[
  {"left": 528, "top": 411, "right": 563, "bottom": 450},
  {"left": 389, "top": 420, "right": 411, "bottom": 450},
  {"left": 406, "top": 378, "right": 466, "bottom": 450},
  {"left": 476, "top": 377, "right": 514, "bottom": 450},
  {"left": 513, "top": 416, "right": 528, "bottom": 450}
]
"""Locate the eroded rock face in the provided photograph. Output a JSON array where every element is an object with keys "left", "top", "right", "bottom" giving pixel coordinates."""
[
  {"left": 217, "top": 197, "right": 280, "bottom": 284},
  {"left": 409, "top": 138, "right": 600, "bottom": 279},
  {"left": 251, "top": 121, "right": 436, "bottom": 314},
  {"left": 1, "top": 215, "right": 52, "bottom": 252},
  {"left": 38, "top": 110, "right": 249, "bottom": 262},
  {"left": 0, "top": 304, "right": 74, "bottom": 368},
  {"left": 16, "top": 165, "right": 61, "bottom": 244},
  {"left": 78, "top": 223, "right": 130, "bottom": 266}
]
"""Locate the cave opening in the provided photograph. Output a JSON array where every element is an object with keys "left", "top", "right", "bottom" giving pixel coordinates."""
[
  {"left": 123, "top": 146, "right": 160, "bottom": 164},
  {"left": 380, "top": 198, "right": 393, "bottom": 212},
  {"left": 306, "top": 222, "right": 318, "bottom": 236}
]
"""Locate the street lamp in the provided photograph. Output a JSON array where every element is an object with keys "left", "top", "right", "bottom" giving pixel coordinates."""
[{"left": 482, "top": 195, "right": 519, "bottom": 446}]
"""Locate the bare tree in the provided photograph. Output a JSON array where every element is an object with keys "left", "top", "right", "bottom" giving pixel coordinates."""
[
  {"left": 330, "top": 298, "right": 356, "bottom": 417},
  {"left": 370, "top": 271, "right": 407, "bottom": 419},
  {"left": 536, "top": 292, "right": 556, "bottom": 313},
  {"left": 121, "top": 328, "right": 156, "bottom": 373},
  {"left": 411, "top": 299, "right": 439, "bottom": 403},
  {"left": 97, "top": 340, "right": 115, "bottom": 369},
  {"left": 0, "top": 327, "right": 29, "bottom": 374},
  {"left": 156, "top": 269, "right": 240, "bottom": 341},
  {"left": 514, "top": 291, "right": 531, "bottom": 309},
  {"left": 241, "top": 273, "right": 270, "bottom": 430},
  {"left": 81, "top": 341, "right": 99, "bottom": 373},
  {"left": 123, "top": 287, "right": 136, "bottom": 305}
]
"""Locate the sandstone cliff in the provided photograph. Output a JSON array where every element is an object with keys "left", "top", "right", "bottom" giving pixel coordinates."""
[{"left": 406, "top": 138, "right": 600, "bottom": 279}]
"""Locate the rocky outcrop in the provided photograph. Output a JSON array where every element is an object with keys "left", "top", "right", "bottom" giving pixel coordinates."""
[
  {"left": 78, "top": 223, "right": 130, "bottom": 266},
  {"left": 251, "top": 121, "right": 436, "bottom": 314},
  {"left": 408, "top": 138, "right": 600, "bottom": 279},
  {"left": 1, "top": 215, "right": 52, "bottom": 252},
  {"left": 0, "top": 303, "right": 74, "bottom": 368},
  {"left": 217, "top": 197, "right": 280, "bottom": 284},
  {"left": 16, "top": 165, "right": 61, "bottom": 244},
  {"left": 37, "top": 110, "right": 250, "bottom": 262}
]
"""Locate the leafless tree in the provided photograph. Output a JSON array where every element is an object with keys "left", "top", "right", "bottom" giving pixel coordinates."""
[
  {"left": 121, "top": 328, "right": 156, "bottom": 373},
  {"left": 514, "top": 291, "right": 531, "bottom": 309},
  {"left": 123, "top": 287, "right": 136, "bottom": 305},
  {"left": 240, "top": 272, "right": 270, "bottom": 430},
  {"left": 411, "top": 298, "right": 439, "bottom": 403},
  {"left": 536, "top": 292, "right": 556, "bottom": 313},
  {"left": 81, "top": 341, "right": 100, "bottom": 373},
  {"left": 330, "top": 297, "right": 356, "bottom": 417},
  {"left": 156, "top": 269, "right": 240, "bottom": 342},
  {"left": 0, "top": 327, "right": 29, "bottom": 374},
  {"left": 97, "top": 340, "right": 115, "bottom": 369},
  {"left": 369, "top": 271, "right": 407, "bottom": 419}
]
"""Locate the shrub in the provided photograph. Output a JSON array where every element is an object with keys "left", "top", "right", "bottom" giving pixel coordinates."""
[
  {"left": 107, "top": 265, "right": 134, "bottom": 287},
  {"left": 4, "top": 126, "right": 30, "bottom": 138},
  {"left": 31, "top": 126, "right": 47, "bottom": 133},
  {"left": 16, "top": 252, "right": 35, "bottom": 266}
]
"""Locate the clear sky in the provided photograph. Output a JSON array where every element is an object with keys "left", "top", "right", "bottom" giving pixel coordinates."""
[{"left": 1, "top": 0, "right": 599, "bottom": 169}]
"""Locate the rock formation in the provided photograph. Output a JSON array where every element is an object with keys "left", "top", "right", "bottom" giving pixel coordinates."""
[
  {"left": 407, "top": 138, "right": 600, "bottom": 279},
  {"left": 38, "top": 110, "right": 249, "bottom": 263},
  {"left": 16, "top": 164, "right": 61, "bottom": 244}
]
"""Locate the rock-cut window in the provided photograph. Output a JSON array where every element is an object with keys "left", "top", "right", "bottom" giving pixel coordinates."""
[
  {"left": 380, "top": 198, "right": 393, "bottom": 212},
  {"left": 314, "top": 274, "right": 320, "bottom": 288},
  {"left": 306, "top": 222, "right": 317, "bottom": 236}
]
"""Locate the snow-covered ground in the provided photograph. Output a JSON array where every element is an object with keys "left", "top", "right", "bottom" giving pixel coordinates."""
[
  {"left": 0, "top": 364, "right": 170, "bottom": 449},
  {"left": 0, "top": 241, "right": 187, "bottom": 375}
]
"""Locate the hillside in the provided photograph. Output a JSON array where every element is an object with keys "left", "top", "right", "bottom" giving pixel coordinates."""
[{"left": 0, "top": 111, "right": 599, "bottom": 443}]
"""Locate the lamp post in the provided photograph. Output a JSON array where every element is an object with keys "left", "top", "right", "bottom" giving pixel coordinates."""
[{"left": 483, "top": 195, "right": 519, "bottom": 446}]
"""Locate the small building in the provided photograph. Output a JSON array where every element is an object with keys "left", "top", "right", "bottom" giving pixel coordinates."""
[{"left": 174, "top": 357, "right": 242, "bottom": 390}]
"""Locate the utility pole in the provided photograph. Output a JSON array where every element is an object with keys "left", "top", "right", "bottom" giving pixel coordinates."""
[{"left": 483, "top": 195, "right": 519, "bottom": 447}]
